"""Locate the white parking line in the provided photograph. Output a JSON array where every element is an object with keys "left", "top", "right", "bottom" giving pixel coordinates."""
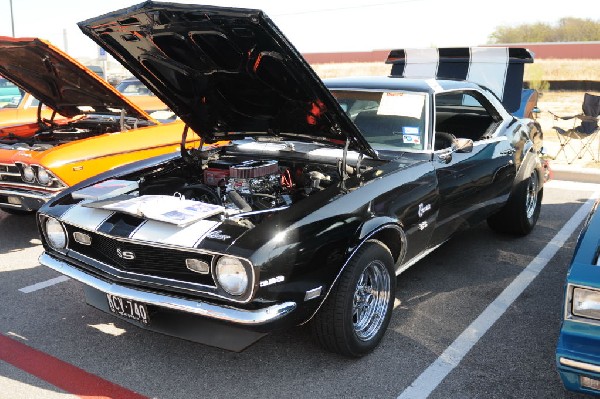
[
  {"left": 544, "top": 180, "right": 600, "bottom": 192},
  {"left": 397, "top": 189, "right": 600, "bottom": 399},
  {"left": 19, "top": 276, "right": 70, "bottom": 293}
]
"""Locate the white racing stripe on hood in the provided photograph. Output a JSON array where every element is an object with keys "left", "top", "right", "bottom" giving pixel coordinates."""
[
  {"left": 61, "top": 205, "right": 114, "bottom": 231},
  {"left": 130, "top": 219, "right": 221, "bottom": 248}
]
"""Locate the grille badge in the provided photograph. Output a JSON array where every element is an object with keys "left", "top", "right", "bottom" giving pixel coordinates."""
[{"left": 116, "top": 248, "right": 136, "bottom": 260}]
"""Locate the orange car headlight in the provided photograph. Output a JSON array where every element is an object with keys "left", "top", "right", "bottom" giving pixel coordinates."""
[
  {"left": 36, "top": 168, "right": 52, "bottom": 186},
  {"left": 22, "top": 165, "right": 35, "bottom": 183}
]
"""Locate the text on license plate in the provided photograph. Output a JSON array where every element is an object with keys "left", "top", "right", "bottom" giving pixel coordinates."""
[{"left": 106, "top": 293, "right": 150, "bottom": 324}]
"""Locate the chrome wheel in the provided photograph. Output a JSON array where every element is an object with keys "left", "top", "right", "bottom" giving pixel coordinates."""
[
  {"left": 525, "top": 172, "right": 539, "bottom": 219},
  {"left": 352, "top": 260, "right": 391, "bottom": 341}
]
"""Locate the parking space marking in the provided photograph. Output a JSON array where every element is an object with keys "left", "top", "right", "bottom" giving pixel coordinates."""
[
  {"left": 397, "top": 190, "right": 600, "bottom": 399},
  {"left": 0, "top": 334, "right": 149, "bottom": 399},
  {"left": 545, "top": 180, "right": 600, "bottom": 192},
  {"left": 18, "top": 276, "right": 70, "bottom": 293}
]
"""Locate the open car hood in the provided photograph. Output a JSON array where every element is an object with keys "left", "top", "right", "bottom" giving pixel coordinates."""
[
  {"left": 77, "top": 1, "right": 377, "bottom": 158},
  {"left": 0, "top": 36, "right": 151, "bottom": 120}
]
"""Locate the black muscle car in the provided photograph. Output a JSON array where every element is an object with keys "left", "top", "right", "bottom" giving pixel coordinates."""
[{"left": 37, "top": 1, "right": 544, "bottom": 357}]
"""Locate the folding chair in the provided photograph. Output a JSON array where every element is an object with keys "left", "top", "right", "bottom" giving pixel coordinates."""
[{"left": 551, "top": 93, "right": 600, "bottom": 164}]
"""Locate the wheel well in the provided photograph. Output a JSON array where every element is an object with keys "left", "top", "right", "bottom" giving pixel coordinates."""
[{"left": 368, "top": 228, "right": 403, "bottom": 263}]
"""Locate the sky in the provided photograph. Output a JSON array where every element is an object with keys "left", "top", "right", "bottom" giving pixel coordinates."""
[{"left": 0, "top": 0, "right": 598, "bottom": 60}]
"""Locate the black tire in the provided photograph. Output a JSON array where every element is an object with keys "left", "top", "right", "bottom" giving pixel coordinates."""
[
  {"left": 310, "top": 239, "right": 396, "bottom": 357},
  {"left": 487, "top": 170, "right": 542, "bottom": 235},
  {"left": 1, "top": 208, "right": 35, "bottom": 216}
]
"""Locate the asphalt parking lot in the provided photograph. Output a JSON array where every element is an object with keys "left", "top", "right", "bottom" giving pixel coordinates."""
[{"left": 0, "top": 178, "right": 597, "bottom": 399}]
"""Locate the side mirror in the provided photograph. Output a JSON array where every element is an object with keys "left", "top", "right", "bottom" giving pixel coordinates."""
[
  {"left": 437, "top": 137, "right": 473, "bottom": 164},
  {"left": 454, "top": 138, "right": 473, "bottom": 153}
]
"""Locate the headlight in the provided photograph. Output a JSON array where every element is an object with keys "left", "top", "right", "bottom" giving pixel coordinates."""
[
  {"left": 215, "top": 256, "right": 249, "bottom": 296},
  {"left": 36, "top": 168, "right": 52, "bottom": 186},
  {"left": 44, "top": 217, "right": 67, "bottom": 250},
  {"left": 573, "top": 287, "right": 600, "bottom": 320},
  {"left": 22, "top": 165, "right": 35, "bottom": 183}
]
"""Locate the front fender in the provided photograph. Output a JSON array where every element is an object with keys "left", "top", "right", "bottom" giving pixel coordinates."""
[{"left": 299, "top": 221, "right": 406, "bottom": 326}]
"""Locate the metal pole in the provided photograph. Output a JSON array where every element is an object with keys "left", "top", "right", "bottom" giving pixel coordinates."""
[
  {"left": 9, "top": 0, "right": 15, "bottom": 37},
  {"left": 63, "top": 28, "right": 68, "bottom": 53}
]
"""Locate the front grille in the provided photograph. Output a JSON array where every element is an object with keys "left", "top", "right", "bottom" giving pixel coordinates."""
[
  {"left": 0, "top": 163, "right": 22, "bottom": 184},
  {"left": 64, "top": 224, "right": 216, "bottom": 286}
]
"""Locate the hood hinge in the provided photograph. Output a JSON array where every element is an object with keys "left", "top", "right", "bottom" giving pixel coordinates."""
[{"left": 338, "top": 137, "right": 350, "bottom": 183}]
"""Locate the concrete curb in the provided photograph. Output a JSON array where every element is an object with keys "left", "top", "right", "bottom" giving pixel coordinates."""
[{"left": 550, "top": 164, "right": 600, "bottom": 183}]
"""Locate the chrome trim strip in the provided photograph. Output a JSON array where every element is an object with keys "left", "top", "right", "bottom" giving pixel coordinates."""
[
  {"left": 0, "top": 181, "right": 63, "bottom": 192},
  {"left": 0, "top": 187, "right": 55, "bottom": 200},
  {"left": 0, "top": 171, "right": 21, "bottom": 177},
  {"left": 396, "top": 242, "right": 445, "bottom": 276},
  {"left": 39, "top": 252, "right": 295, "bottom": 325},
  {"left": 559, "top": 357, "right": 600, "bottom": 374}
]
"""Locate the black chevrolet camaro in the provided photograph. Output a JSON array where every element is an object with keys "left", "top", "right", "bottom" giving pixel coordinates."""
[{"left": 37, "top": 1, "right": 544, "bottom": 356}]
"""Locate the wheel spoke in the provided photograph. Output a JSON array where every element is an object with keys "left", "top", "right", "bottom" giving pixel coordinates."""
[
  {"left": 525, "top": 172, "right": 538, "bottom": 219},
  {"left": 352, "top": 260, "right": 391, "bottom": 342}
]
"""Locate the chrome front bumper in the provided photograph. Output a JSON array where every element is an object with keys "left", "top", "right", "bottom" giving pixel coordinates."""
[
  {"left": 559, "top": 357, "right": 600, "bottom": 374},
  {"left": 39, "top": 252, "right": 296, "bottom": 326},
  {"left": 0, "top": 187, "right": 55, "bottom": 211}
]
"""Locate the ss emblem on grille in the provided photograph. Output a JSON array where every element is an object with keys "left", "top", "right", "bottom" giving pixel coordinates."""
[{"left": 116, "top": 248, "right": 135, "bottom": 260}]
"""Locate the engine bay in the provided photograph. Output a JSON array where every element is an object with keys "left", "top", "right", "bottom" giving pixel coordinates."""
[
  {"left": 132, "top": 147, "right": 344, "bottom": 225},
  {"left": 0, "top": 114, "right": 152, "bottom": 151}
]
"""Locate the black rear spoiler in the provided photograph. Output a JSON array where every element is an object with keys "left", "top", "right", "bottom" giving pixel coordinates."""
[{"left": 386, "top": 47, "right": 534, "bottom": 113}]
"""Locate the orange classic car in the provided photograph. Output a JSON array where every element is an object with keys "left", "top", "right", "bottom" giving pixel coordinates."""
[
  {"left": 0, "top": 36, "right": 204, "bottom": 215},
  {"left": 0, "top": 92, "right": 54, "bottom": 127},
  {"left": 1, "top": 77, "right": 167, "bottom": 127}
]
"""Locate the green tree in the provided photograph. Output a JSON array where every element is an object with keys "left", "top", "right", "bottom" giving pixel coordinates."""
[{"left": 488, "top": 18, "right": 600, "bottom": 43}]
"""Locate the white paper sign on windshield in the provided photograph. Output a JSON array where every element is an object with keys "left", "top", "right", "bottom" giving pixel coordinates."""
[{"left": 377, "top": 92, "right": 425, "bottom": 119}]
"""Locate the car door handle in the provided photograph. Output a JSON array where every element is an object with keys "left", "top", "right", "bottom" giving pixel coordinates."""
[{"left": 500, "top": 149, "right": 515, "bottom": 156}]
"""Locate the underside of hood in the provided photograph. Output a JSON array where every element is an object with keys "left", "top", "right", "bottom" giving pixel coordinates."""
[
  {"left": 77, "top": 1, "right": 376, "bottom": 158},
  {"left": 0, "top": 36, "right": 151, "bottom": 120}
]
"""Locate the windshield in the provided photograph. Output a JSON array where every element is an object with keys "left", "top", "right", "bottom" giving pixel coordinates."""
[
  {"left": 116, "top": 80, "right": 152, "bottom": 96},
  {"left": 331, "top": 90, "right": 428, "bottom": 151}
]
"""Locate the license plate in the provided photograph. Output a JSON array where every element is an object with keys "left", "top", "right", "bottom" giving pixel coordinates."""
[{"left": 106, "top": 293, "right": 150, "bottom": 325}]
